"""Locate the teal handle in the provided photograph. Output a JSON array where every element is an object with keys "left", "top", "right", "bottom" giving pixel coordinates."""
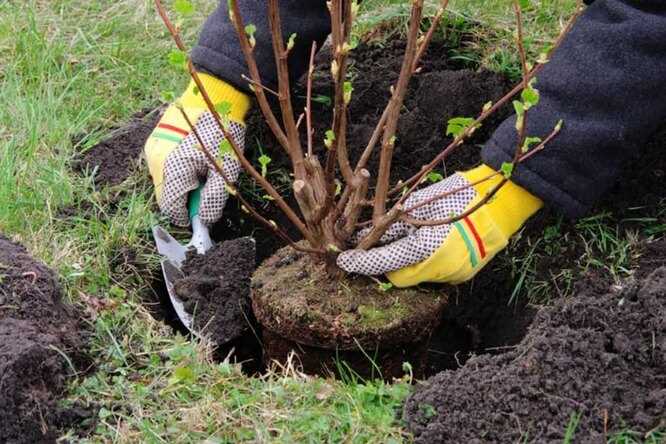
[{"left": 188, "top": 184, "right": 204, "bottom": 220}]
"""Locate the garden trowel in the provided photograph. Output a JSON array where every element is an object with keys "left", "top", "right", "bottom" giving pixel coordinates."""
[{"left": 152, "top": 185, "right": 212, "bottom": 335}]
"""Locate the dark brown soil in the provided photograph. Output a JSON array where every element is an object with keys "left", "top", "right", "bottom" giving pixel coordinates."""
[
  {"left": 73, "top": 107, "right": 162, "bottom": 187},
  {"left": 252, "top": 245, "right": 447, "bottom": 379},
  {"left": 173, "top": 238, "right": 262, "bottom": 367},
  {"left": 404, "top": 265, "right": 666, "bottom": 443},
  {"left": 0, "top": 234, "right": 94, "bottom": 443}
]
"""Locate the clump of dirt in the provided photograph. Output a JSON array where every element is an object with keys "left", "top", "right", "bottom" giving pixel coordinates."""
[
  {"left": 0, "top": 234, "right": 93, "bottom": 443},
  {"left": 252, "top": 245, "right": 447, "bottom": 379},
  {"left": 173, "top": 238, "right": 257, "bottom": 346},
  {"left": 74, "top": 107, "right": 162, "bottom": 187},
  {"left": 404, "top": 267, "right": 666, "bottom": 443}
]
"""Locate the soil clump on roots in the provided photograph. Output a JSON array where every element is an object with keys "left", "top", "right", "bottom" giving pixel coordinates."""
[
  {"left": 173, "top": 238, "right": 262, "bottom": 368},
  {"left": 404, "top": 266, "right": 666, "bottom": 443},
  {"left": 252, "top": 245, "right": 447, "bottom": 379},
  {"left": 0, "top": 235, "right": 93, "bottom": 443}
]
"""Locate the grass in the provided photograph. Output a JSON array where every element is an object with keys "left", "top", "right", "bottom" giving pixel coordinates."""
[
  {"left": 1, "top": 0, "right": 663, "bottom": 442},
  {"left": 359, "top": 0, "right": 578, "bottom": 80},
  {"left": 1, "top": 1, "right": 410, "bottom": 442}
]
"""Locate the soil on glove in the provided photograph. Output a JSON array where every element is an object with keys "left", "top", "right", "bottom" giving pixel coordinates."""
[
  {"left": 0, "top": 235, "right": 93, "bottom": 443},
  {"left": 173, "top": 238, "right": 258, "bottom": 347},
  {"left": 220, "top": 35, "right": 512, "bottom": 264},
  {"left": 404, "top": 266, "right": 666, "bottom": 443},
  {"left": 74, "top": 107, "right": 162, "bottom": 187},
  {"left": 252, "top": 245, "right": 447, "bottom": 379}
]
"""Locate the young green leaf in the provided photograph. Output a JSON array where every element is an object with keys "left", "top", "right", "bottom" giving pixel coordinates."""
[
  {"left": 349, "top": 35, "right": 360, "bottom": 50},
  {"left": 311, "top": 94, "right": 332, "bottom": 107},
  {"left": 167, "top": 49, "right": 187, "bottom": 70},
  {"left": 258, "top": 153, "right": 272, "bottom": 177},
  {"left": 521, "top": 82, "right": 540, "bottom": 109},
  {"left": 513, "top": 100, "right": 525, "bottom": 117},
  {"left": 446, "top": 117, "right": 476, "bottom": 138},
  {"left": 174, "top": 0, "right": 195, "bottom": 16},
  {"left": 513, "top": 101, "right": 525, "bottom": 132},
  {"left": 245, "top": 24, "right": 257, "bottom": 48},
  {"left": 343, "top": 81, "right": 354, "bottom": 104},
  {"left": 324, "top": 130, "right": 336, "bottom": 149},
  {"left": 215, "top": 101, "right": 232, "bottom": 117},
  {"left": 378, "top": 282, "right": 394, "bottom": 292},
  {"left": 500, "top": 162, "right": 515, "bottom": 178},
  {"left": 160, "top": 90, "right": 176, "bottom": 103},
  {"left": 518, "top": 0, "right": 530, "bottom": 10},
  {"left": 427, "top": 171, "right": 444, "bottom": 183},
  {"left": 244, "top": 24, "right": 257, "bottom": 36},
  {"left": 521, "top": 136, "right": 542, "bottom": 153},
  {"left": 218, "top": 139, "right": 234, "bottom": 158},
  {"left": 287, "top": 33, "right": 297, "bottom": 51}
]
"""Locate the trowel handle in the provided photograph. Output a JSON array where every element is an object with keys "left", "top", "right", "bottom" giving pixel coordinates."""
[
  {"left": 188, "top": 184, "right": 203, "bottom": 220},
  {"left": 188, "top": 184, "right": 213, "bottom": 254}
]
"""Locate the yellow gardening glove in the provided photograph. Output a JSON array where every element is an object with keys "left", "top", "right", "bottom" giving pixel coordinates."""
[
  {"left": 337, "top": 164, "right": 543, "bottom": 287},
  {"left": 144, "top": 73, "right": 250, "bottom": 226}
]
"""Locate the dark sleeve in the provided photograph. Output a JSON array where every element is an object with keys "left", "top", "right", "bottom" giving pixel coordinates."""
[
  {"left": 481, "top": 0, "right": 666, "bottom": 219},
  {"left": 191, "top": 1, "right": 331, "bottom": 93}
]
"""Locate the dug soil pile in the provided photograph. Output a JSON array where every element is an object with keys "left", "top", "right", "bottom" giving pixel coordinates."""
[
  {"left": 173, "top": 238, "right": 262, "bottom": 367},
  {"left": 404, "top": 265, "right": 666, "bottom": 443},
  {"left": 252, "top": 245, "right": 447, "bottom": 379},
  {"left": 0, "top": 235, "right": 92, "bottom": 443},
  {"left": 74, "top": 107, "right": 162, "bottom": 187}
]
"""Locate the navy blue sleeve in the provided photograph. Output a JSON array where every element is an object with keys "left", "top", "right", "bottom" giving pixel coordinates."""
[
  {"left": 191, "top": 1, "right": 330, "bottom": 93},
  {"left": 482, "top": 0, "right": 666, "bottom": 218}
]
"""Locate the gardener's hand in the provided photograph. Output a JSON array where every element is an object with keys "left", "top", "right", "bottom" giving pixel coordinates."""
[
  {"left": 144, "top": 74, "right": 250, "bottom": 227},
  {"left": 337, "top": 165, "right": 543, "bottom": 287}
]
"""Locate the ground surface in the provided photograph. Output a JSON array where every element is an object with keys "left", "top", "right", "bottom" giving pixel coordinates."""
[
  {"left": 174, "top": 237, "right": 257, "bottom": 345},
  {"left": 0, "top": 235, "right": 92, "bottom": 442},
  {"left": 2, "top": 0, "right": 665, "bottom": 442},
  {"left": 405, "top": 263, "right": 666, "bottom": 443}
]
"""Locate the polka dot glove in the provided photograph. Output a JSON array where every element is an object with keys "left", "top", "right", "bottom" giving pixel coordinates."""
[
  {"left": 145, "top": 74, "right": 250, "bottom": 227},
  {"left": 337, "top": 165, "right": 544, "bottom": 287}
]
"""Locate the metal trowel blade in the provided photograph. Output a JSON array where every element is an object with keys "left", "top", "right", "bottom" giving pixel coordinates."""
[{"left": 152, "top": 225, "right": 188, "bottom": 268}]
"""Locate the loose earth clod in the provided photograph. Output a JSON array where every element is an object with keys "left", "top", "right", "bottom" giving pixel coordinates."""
[
  {"left": 0, "top": 235, "right": 93, "bottom": 442},
  {"left": 404, "top": 266, "right": 666, "bottom": 443},
  {"left": 173, "top": 237, "right": 262, "bottom": 368}
]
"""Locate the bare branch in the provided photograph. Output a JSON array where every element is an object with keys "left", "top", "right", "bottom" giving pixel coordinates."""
[
  {"left": 154, "top": 0, "right": 316, "bottom": 247},
  {"left": 227, "top": 0, "right": 294, "bottom": 164},
  {"left": 267, "top": 0, "right": 306, "bottom": 179},
  {"left": 388, "top": 5, "right": 584, "bottom": 201},
  {"left": 357, "top": 206, "right": 403, "bottom": 250},
  {"left": 354, "top": 0, "right": 449, "bottom": 176},
  {"left": 177, "top": 107, "right": 323, "bottom": 255},
  {"left": 241, "top": 74, "right": 280, "bottom": 98},
  {"left": 325, "top": 0, "right": 355, "bottom": 186},
  {"left": 399, "top": 121, "right": 561, "bottom": 227},
  {"left": 342, "top": 169, "right": 370, "bottom": 238},
  {"left": 306, "top": 42, "right": 317, "bottom": 157},
  {"left": 372, "top": 0, "right": 424, "bottom": 223},
  {"left": 412, "top": 0, "right": 449, "bottom": 73}
]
